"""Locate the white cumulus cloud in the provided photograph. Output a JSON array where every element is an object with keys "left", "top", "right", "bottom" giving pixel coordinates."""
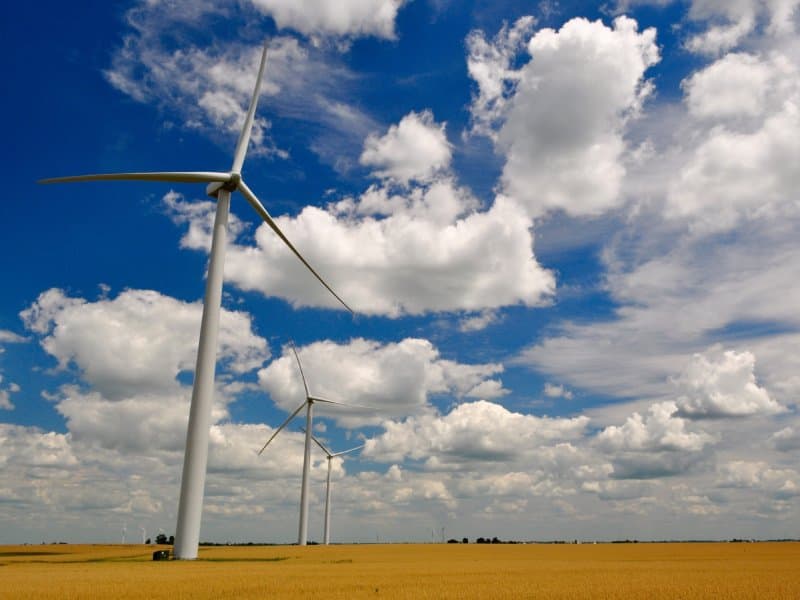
[
  {"left": 685, "top": 0, "right": 800, "bottom": 55},
  {"left": 20, "top": 288, "right": 268, "bottom": 400},
  {"left": 258, "top": 338, "right": 509, "bottom": 424},
  {"left": 360, "top": 110, "right": 452, "bottom": 185},
  {"left": 250, "top": 0, "right": 404, "bottom": 39},
  {"left": 674, "top": 347, "right": 785, "bottom": 418},
  {"left": 167, "top": 178, "right": 554, "bottom": 316},
  {"left": 468, "top": 16, "right": 659, "bottom": 218},
  {"left": 596, "top": 401, "right": 716, "bottom": 479},
  {"left": 364, "top": 400, "right": 589, "bottom": 466}
]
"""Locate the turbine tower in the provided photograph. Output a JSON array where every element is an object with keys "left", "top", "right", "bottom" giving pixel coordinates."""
[
  {"left": 307, "top": 432, "right": 363, "bottom": 545},
  {"left": 258, "top": 342, "right": 368, "bottom": 546},
  {"left": 39, "top": 42, "right": 352, "bottom": 560}
]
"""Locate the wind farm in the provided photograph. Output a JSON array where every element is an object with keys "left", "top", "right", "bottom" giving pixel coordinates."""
[
  {"left": 4, "top": 0, "right": 800, "bottom": 597},
  {"left": 39, "top": 43, "right": 352, "bottom": 560}
]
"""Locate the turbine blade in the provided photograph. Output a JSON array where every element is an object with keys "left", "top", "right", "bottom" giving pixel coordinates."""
[
  {"left": 236, "top": 179, "right": 354, "bottom": 314},
  {"left": 309, "top": 432, "right": 333, "bottom": 457},
  {"left": 231, "top": 42, "right": 269, "bottom": 174},
  {"left": 331, "top": 444, "right": 365, "bottom": 458},
  {"left": 289, "top": 340, "right": 310, "bottom": 398},
  {"left": 257, "top": 400, "right": 306, "bottom": 455},
  {"left": 38, "top": 172, "right": 232, "bottom": 185},
  {"left": 297, "top": 426, "right": 332, "bottom": 456},
  {"left": 309, "top": 395, "right": 377, "bottom": 411}
]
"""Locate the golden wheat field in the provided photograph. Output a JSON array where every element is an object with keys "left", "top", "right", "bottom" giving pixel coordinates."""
[{"left": 2, "top": 541, "right": 799, "bottom": 599}]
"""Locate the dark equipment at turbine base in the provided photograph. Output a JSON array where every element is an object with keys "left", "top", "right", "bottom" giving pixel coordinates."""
[{"left": 152, "top": 550, "right": 170, "bottom": 561}]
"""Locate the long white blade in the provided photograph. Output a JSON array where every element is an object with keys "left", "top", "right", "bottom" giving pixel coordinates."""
[
  {"left": 257, "top": 400, "right": 307, "bottom": 455},
  {"left": 39, "top": 172, "right": 232, "bottom": 185},
  {"left": 331, "top": 444, "right": 364, "bottom": 458},
  {"left": 289, "top": 340, "right": 310, "bottom": 398},
  {"left": 309, "top": 395, "right": 377, "bottom": 411},
  {"left": 236, "top": 179, "right": 354, "bottom": 314},
  {"left": 231, "top": 42, "right": 269, "bottom": 174},
  {"left": 304, "top": 429, "right": 332, "bottom": 457}
]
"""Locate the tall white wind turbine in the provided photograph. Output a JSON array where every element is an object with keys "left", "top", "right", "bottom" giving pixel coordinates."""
[
  {"left": 39, "top": 42, "right": 352, "bottom": 560},
  {"left": 258, "top": 342, "right": 368, "bottom": 546},
  {"left": 307, "top": 432, "right": 363, "bottom": 545}
]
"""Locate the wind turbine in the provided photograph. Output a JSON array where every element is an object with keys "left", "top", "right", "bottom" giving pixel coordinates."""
[
  {"left": 39, "top": 41, "right": 352, "bottom": 560},
  {"left": 306, "top": 431, "right": 363, "bottom": 545},
  {"left": 121, "top": 522, "right": 127, "bottom": 545},
  {"left": 258, "top": 342, "right": 368, "bottom": 546}
]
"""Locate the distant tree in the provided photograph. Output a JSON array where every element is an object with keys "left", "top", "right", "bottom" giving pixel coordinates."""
[
  {"left": 155, "top": 533, "right": 167, "bottom": 545},
  {"left": 168, "top": 535, "right": 175, "bottom": 545},
  {"left": 462, "top": 537, "right": 469, "bottom": 544},
  {"left": 145, "top": 538, "right": 151, "bottom": 545},
  {"left": 491, "top": 537, "right": 501, "bottom": 544},
  {"left": 476, "top": 537, "right": 488, "bottom": 544},
  {"left": 447, "top": 539, "right": 459, "bottom": 544}
]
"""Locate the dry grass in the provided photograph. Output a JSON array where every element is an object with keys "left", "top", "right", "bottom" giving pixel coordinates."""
[{"left": 2, "top": 541, "right": 799, "bottom": 599}]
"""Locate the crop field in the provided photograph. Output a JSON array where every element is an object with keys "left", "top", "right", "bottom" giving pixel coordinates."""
[{"left": 2, "top": 542, "right": 799, "bottom": 599}]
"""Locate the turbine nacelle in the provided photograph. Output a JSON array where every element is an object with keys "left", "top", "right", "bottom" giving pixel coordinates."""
[{"left": 205, "top": 173, "right": 241, "bottom": 198}]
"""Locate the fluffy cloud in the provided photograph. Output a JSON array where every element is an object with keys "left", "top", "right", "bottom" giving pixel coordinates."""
[
  {"left": 105, "top": 5, "right": 378, "bottom": 165},
  {"left": 684, "top": 0, "right": 800, "bottom": 55},
  {"left": 364, "top": 400, "right": 589, "bottom": 465},
  {"left": 597, "top": 402, "right": 714, "bottom": 453},
  {"left": 466, "top": 16, "right": 537, "bottom": 139},
  {"left": 15, "top": 288, "right": 272, "bottom": 484},
  {"left": 168, "top": 177, "right": 554, "bottom": 316},
  {"left": 360, "top": 111, "right": 452, "bottom": 184},
  {"left": 54, "top": 387, "right": 197, "bottom": 454},
  {"left": 674, "top": 347, "right": 785, "bottom": 418},
  {"left": 250, "top": 0, "right": 404, "bottom": 39},
  {"left": 0, "top": 377, "right": 20, "bottom": 411},
  {"left": 20, "top": 288, "right": 268, "bottom": 400},
  {"left": 667, "top": 90, "right": 800, "bottom": 232},
  {"left": 468, "top": 16, "right": 659, "bottom": 217},
  {"left": 0, "top": 424, "right": 78, "bottom": 470},
  {"left": 596, "top": 401, "right": 716, "bottom": 479},
  {"left": 258, "top": 338, "right": 509, "bottom": 424},
  {"left": 717, "top": 460, "right": 800, "bottom": 500},
  {"left": 665, "top": 45, "right": 800, "bottom": 233},
  {"left": 682, "top": 52, "right": 780, "bottom": 120},
  {"left": 544, "top": 383, "right": 573, "bottom": 400}
]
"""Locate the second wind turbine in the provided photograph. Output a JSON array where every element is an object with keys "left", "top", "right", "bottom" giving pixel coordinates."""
[{"left": 259, "top": 342, "right": 366, "bottom": 546}]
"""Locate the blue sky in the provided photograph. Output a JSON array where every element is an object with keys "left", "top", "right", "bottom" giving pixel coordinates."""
[{"left": 1, "top": 0, "right": 799, "bottom": 544}]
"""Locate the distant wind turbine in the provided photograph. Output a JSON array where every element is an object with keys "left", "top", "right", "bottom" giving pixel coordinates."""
[
  {"left": 306, "top": 431, "right": 363, "bottom": 545},
  {"left": 258, "top": 342, "right": 370, "bottom": 546},
  {"left": 140, "top": 526, "right": 147, "bottom": 545},
  {"left": 39, "top": 42, "right": 352, "bottom": 560},
  {"left": 121, "top": 522, "right": 127, "bottom": 545}
]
